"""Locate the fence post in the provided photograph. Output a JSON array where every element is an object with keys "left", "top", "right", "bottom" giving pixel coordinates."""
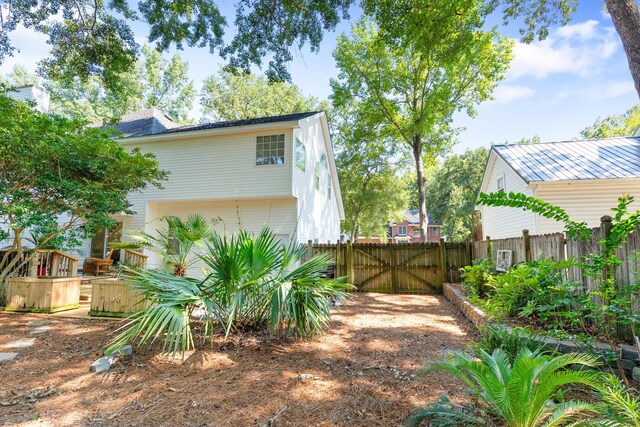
[
  {"left": 307, "top": 240, "right": 313, "bottom": 262},
  {"left": 346, "top": 240, "right": 354, "bottom": 286},
  {"left": 523, "top": 229, "right": 532, "bottom": 263},
  {"left": 466, "top": 239, "right": 472, "bottom": 265},
  {"left": 439, "top": 238, "right": 447, "bottom": 284},
  {"left": 486, "top": 235, "right": 492, "bottom": 265},
  {"left": 335, "top": 239, "right": 342, "bottom": 277}
]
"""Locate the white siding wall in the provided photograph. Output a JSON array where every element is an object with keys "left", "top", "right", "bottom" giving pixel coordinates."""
[
  {"left": 535, "top": 179, "right": 640, "bottom": 233},
  {"left": 481, "top": 154, "right": 537, "bottom": 239},
  {"left": 144, "top": 198, "right": 297, "bottom": 276},
  {"left": 291, "top": 117, "right": 341, "bottom": 243},
  {"left": 7, "top": 86, "right": 50, "bottom": 112}
]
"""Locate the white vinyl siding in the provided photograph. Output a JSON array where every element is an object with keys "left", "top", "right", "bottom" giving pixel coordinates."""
[
  {"left": 480, "top": 154, "right": 536, "bottom": 239},
  {"left": 291, "top": 119, "right": 341, "bottom": 243},
  {"left": 534, "top": 180, "right": 640, "bottom": 233},
  {"left": 145, "top": 198, "right": 297, "bottom": 276}
]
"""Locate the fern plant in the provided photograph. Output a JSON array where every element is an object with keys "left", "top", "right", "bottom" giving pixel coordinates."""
[{"left": 410, "top": 348, "right": 602, "bottom": 427}]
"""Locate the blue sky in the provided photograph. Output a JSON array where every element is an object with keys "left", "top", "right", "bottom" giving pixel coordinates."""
[{"left": 1, "top": 2, "right": 637, "bottom": 153}]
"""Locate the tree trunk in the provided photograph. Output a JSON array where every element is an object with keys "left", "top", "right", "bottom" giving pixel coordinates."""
[
  {"left": 606, "top": 0, "right": 640, "bottom": 97},
  {"left": 412, "top": 135, "right": 428, "bottom": 242}
]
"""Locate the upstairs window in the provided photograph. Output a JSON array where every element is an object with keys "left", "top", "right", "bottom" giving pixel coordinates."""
[
  {"left": 398, "top": 225, "right": 407, "bottom": 235},
  {"left": 256, "top": 134, "right": 285, "bottom": 166},
  {"left": 314, "top": 163, "right": 320, "bottom": 190},
  {"left": 412, "top": 228, "right": 420, "bottom": 236},
  {"left": 497, "top": 175, "right": 505, "bottom": 192},
  {"left": 295, "top": 138, "right": 306, "bottom": 172}
]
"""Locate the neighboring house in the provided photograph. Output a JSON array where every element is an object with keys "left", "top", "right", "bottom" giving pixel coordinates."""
[
  {"left": 358, "top": 210, "right": 442, "bottom": 243},
  {"left": 478, "top": 138, "right": 640, "bottom": 239},
  {"left": 6, "top": 85, "right": 50, "bottom": 113},
  {"left": 85, "top": 108, "right": 345, "bottom": 273},
  {"left": 389, "top": 209, "right": 442, "bottom": 243}
]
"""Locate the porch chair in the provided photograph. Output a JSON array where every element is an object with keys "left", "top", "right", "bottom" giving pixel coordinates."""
[{"left": 83, "top": 250, "right": 114, "bottom": 276}]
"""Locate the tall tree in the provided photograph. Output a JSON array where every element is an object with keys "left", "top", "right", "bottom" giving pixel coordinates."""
[
  {"left": 331, "top": 10, "right": 511, "bottom": 242},
  {"left": 333, "top": 104, "right": 409, "bottom": 240},
  {"left": 0, "top": 0, "right": 350, "bottom": 88},
  {"left": 579, "top": 105, "right": 640, "bottom": 139},
  {"left": 422, "top": 148, "right": 488, "bottom": 242},
  {"left": 0, "top": 90, "right": 167, "bottom": 303},
  {"left": 0, "top": 65, "right": 38, "bottom": 86},
  {"left": 201, "top": 70, "right": 326, "bottom": 121},
  {"left": 45, "top": 45, "right": 195, "bottom": 124}
]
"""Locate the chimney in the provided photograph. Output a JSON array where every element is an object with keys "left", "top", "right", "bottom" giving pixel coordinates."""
[{"left": 7, "top": 85, "right": 50, "bottom": 113}]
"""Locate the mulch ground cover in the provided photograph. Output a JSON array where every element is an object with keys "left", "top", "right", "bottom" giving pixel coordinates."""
[{"left": 0, "top": 292, "right": 478, "bottom": 426}]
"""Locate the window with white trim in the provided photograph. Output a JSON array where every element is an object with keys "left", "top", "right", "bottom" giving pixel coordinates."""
[
  {"left": 398, "top": 225, "right": 407, "bottom": 235},
  {"left": 497, "top": 174, "right": 505, "bottom": 192},
  {"left": 314, "top": 163, "right": 320, "bottom": 190},
  {"left": 256, "top": 134, "right": 285, "bottom": 166}
]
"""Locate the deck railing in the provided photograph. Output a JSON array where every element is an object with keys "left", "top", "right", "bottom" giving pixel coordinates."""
[
  {"left": 122, "top": 249, "right": 148, "bottom": 269},
  {"left": 0, "top": 249, "right": 79, "bottom": 277}
]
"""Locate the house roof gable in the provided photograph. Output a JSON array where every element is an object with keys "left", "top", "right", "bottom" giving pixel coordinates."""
[{"left": 492, "top": 137, "right": 640, "bottom": 183}]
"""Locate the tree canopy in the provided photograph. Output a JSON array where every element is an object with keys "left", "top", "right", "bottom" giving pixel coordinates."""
[
  {"left": 0, "top": 90, "right": 167, "bottom": 300},
  {"left": 201, "top": 69, "right": 326, "bottom": 121},
  {"left": 46, "top": 45, "right": 196, "bottom": 124},
  {"left": 331, "top": 8, "right": 511, "bottom": 241},
  {"left": 420, "top": 148, "right": 488, "bottom": 242},
  {"left": 579, "top": 105, "right": 640, "bottom": 139},
  {"left": 0, "top": 0, "right": 350, "bottom": 88}
]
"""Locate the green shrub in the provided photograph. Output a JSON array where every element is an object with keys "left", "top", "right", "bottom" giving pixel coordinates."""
[
  {"left": 472, "top": 324, "right": 549, "bottom": 360},
  {"left": 460, "top": 258, "right": 494, "bottom": 297},
  {"left": 484, "top": 263, "right": 539, "bottom": 317},
  {"left": 409, "top": 349, "right": 602, "bottom": 427}
]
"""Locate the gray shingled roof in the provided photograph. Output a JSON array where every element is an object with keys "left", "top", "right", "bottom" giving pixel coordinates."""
[
  {"left": 105, "top": 108, "right": 180, "bottom": 137},
  {"left": 493, "top": 137, "right": 640, "bottom": 183},
  {"left": 404, "top": 209, "right": 441, "bottom": 226},
  {"left": 160, "top": 111, "right": 320, "bottom": 135}
]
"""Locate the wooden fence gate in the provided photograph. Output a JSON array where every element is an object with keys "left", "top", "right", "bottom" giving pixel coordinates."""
[{"left": 304, "top": 240, "right": 472, "bottom": 294}]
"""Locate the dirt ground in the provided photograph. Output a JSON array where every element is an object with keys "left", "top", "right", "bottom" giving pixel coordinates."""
[{"left": 0, "top": 293, "right": 478, "bottom": 427}]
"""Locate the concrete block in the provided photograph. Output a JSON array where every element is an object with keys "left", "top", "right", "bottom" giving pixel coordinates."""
[
  {"left": 632, "top": 367, "right": 640, "bottom": 382},
  {"left": 4, "top": 338, "right": 35, "bottom": 349},
  {"left": 0, "top": 352, "right": 18, "bottom": 362},
  {"left": 90, "top": 345, "right": 133, "bottom": 373},
  {"left": 30, "top": 325, "right": 52, "bottom": 335}
]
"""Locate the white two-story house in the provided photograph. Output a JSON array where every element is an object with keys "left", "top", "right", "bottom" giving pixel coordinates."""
[{"left": 84, "top": 109, "right": 344, "bottom": 271}]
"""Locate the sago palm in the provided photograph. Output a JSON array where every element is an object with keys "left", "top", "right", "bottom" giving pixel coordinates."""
[{"left": 409, "top": 348, "right": 602, "bottom": 427}]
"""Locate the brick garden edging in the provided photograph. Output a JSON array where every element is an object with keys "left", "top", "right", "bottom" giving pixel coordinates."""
[{"left": 443, "top": 283, "right": 640, "bottom": 378}]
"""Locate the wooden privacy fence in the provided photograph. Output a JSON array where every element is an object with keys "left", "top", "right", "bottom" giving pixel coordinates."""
[
  {"left": 303, "top": 240, "right": 472, "bottom": 294},
  {"left": 473, "top": 217, "right": 640, "bottom": 289}
]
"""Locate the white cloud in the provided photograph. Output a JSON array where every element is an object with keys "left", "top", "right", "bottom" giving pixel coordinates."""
[
  {"left": 508, "top": 20, "right": 619, "bottom": 80},
  {"left": 490, "top": 85, "right": 536, "bottom": 104}
]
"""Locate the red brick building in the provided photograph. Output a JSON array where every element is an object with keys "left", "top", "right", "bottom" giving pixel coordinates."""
[{"left": 358, "top": 210, "right": 442, "bottom": 243}]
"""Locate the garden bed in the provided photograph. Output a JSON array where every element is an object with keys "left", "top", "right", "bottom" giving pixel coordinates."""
[
  {"left": 5, "top": 277, "right": 81, "bottom": 313},
  {"left": 0, "top": 292, "right": 477, "bottom": 426},
  {"left": 443, "top": 282, "right": 640, "bottom": 376}
]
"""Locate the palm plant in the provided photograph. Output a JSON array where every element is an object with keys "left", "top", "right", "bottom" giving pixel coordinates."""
[
  {"left": 124, "top": 214, "right": 212, "bottom": 276},
  {"left": 594, "top": 374, "right": 640, "bottom": 426},
  {"left": 409, "top": 348, "right": 602, "bottom": 427},
  {"left": 107, "top": 226, "right": 352, "bottom": 356}
]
